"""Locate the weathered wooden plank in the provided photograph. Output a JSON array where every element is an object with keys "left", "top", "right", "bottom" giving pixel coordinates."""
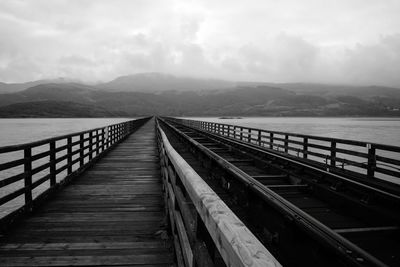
[
  {"left": 159, "top": 127, "right": 281, "bottom": 267},
  {"left": 0, "top": 119, "right": 174, "bottom": 266},
  {"left": 0, "top": 254, "right": 174, "bottom": 266}
]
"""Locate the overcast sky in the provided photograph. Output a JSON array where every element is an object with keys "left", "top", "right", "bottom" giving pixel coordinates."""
[{"left": 1, "top": 0, "right": 400, "bottom": 86}]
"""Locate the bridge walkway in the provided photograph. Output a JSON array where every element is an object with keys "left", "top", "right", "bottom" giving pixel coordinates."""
[{"left": 0, "top": 119, "right": 174, "bottom": 266}]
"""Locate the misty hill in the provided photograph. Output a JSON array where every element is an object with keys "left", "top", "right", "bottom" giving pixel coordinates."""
[
  {"left": 0, "top": 82, "right": 399, "bottom": 117},
  {"left": 96, "top": 72, "right": 235, "bottom": 92},
  {"left": 0, "top": 101, "right": 126, "bottom": 118},
  {"left": 0, "top": 78, "right": 83, "bottom": 94},
  {"left": 239, "top": 82, "right": 400, "bottom": 99}
]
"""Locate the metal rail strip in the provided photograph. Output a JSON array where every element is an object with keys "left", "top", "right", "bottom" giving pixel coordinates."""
[
  {"left": 156, "top": 120, "right": 281, "bottom": 267},
  {"left": 159, "top": 117, "right": 391, "bottom": 267}
]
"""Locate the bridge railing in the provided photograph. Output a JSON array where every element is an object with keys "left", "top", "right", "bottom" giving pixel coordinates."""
[
  {"left": 156, "top": 119, "right": 281, "bottom": 267},
  {"left": 0, "top": 117, "right": 150, "bottom": 228},
  {"left": 166, "top": 118, "right": 400, "bottom": 183}
]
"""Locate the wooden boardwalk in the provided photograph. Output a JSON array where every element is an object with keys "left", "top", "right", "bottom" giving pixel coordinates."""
[{"left": 0, "top": 119, "right": 174, "bottom": 266}]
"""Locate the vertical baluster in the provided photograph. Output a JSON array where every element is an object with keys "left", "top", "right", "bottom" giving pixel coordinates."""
[
  {"left": 50, "top": 140, "right": 56, "bottom": 186},
  {"left": 270, "top": 133, "right": 274, "bottom": 149},
  {"left": 330, "top": 141, "right": 336, "bottom": 167},
  {"left": 67, "top": 137, "right": 72, "bottom": 174},
  {"left": 24, "top": 147, "right": 32, "bottom": 210},
  {"left": 79, "top": 133, "right": 84, "bottom": 166},
  {"left": 258, "top": 130, "right": 261, "bottom": 146},
  {"left": 303, "top": 137, "right": 308, "bottom": 159},
  {"left": 111, "top": 125, "right": 114, "bottom": 145},
  {"left": 108, "top": 126, "right": 112, "bottom": 147},
  {"left": 102, "top": 128, "right": 106, "bottom": 152},
  {"left": 96, "top": 129, "right": 100, "bottom": 155},
  {"left": 248, "top": 129, "right": 251, "bottom": 143},
  {"left": 367, "top": 144, "right": 376, "bottom": 177},
  {"left": 89, "top": 131, "right": 93, "bottom": 161},
  {"left": 240, "top": 127, "right": 243, "bottom": 141},
  {"left": 284, "top": 135, "right": 289, "bottom": 153},
  {"left": 233, "top": 126, "right": 237, "bottom": 139}
]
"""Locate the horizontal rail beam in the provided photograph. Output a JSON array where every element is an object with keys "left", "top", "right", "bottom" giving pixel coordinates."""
[
  {"left": 157, "top": 120, "right": 281, "bottom": 267},
  {"left": 167, "top": 117, "right": 400, "bottom": 183}
]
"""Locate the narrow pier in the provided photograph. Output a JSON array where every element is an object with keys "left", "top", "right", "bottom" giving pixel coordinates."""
[
  {"left": 1, "top": 116, "right": 399, "bottom": 267},
  {"left": 0, "top": 119, "right": 174, "bottom": 266}
]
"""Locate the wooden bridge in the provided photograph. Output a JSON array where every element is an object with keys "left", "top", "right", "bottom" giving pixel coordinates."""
[{"left": 0, "top": 117, "right": 399, "bottom": 267}]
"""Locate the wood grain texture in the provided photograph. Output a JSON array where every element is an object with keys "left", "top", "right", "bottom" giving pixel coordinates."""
[
  {"left": 159, "top": 127, "right": 281, "bottom": 267},
  {"left": 0, "top": 119, "right": 174, "bottom": 267}
]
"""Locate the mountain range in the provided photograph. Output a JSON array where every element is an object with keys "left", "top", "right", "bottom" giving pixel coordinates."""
[{"left": 0, "top": 73, "right": 399, "bottom": 117}]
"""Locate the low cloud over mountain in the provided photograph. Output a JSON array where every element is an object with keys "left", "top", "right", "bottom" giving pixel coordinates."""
[{"left": 0, "top": 74, "right": 399, "bottom": 117}]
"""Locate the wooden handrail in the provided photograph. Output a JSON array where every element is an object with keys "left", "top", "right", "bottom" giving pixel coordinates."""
[
  {"left": 167, "top": 117, "right": 400, "bottom": 183},
  {"left": 0, "top": 117, "right": 151, "bottom": 227},
  {"left": 156, "top": 120, "right": 281, "bottom": 267}
]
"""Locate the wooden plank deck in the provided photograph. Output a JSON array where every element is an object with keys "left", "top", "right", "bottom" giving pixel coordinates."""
[{"left": 0, "top": 119, "right": 175, "bottom": 266}]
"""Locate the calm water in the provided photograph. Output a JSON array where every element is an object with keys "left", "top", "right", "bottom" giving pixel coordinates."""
[
  {"left": 0, "top": 118, "right": 134, "bottom": 147},
  {"left": 0, "top": 117, "right": 399, "bottom": 217},
  {"left": 185, "top": 117, "right": 400, "bottom": 147},
  {"left": 184, "top": 117, "right": 400, "bottom": 185},
  {"left": 0, "top": 118, "right": 134, "bottom": 217}
]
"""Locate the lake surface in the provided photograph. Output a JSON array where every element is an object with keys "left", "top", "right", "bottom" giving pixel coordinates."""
[
  {"left": 0, "top": 117, "right": 399, "bottom": 217},
  {"left": 1, "top": 117, "right": 398, "bottom": 148},
  {"left": 184, "top": 117, "right": 400, "bottom": 147},
  {"left": 0, "top": 118, "right": 134, "bottom": 147},
  {"left": 0, "top": 118, "right": 134, "bottom": 217}
]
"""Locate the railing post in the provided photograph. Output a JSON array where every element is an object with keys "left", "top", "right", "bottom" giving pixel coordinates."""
[
  {"left": 115, "top": 125, "right": 118, "bottom": 142},
  {"left": 240, "top": 127, "right": 243, "bottom": 141},
  {"left": 284, "top": 135, "right": 289, "bottom": 153},
  {"left": 303, "top": 137, "right": 308, "bottom": 159},
  {"left": 110, "top": 126, "right": 114, "bottom": 145},
  {"left": 233, "top": 126, "right": 237, "bottom": 139},
  {"left": 89, "top": 131, "right": 93, "bottom": 161},
  {"left": 270, "top": 133, "right": 274, "bottom": 149},
  {"left": 109, "top": 126, "right": 112, "bottom": 146},
  {"left": 102, "top": 128, "right": 106, "bottom": 152},
  {"left": 96, "top": 129, "right": 100, "bottom": 155},
  {"left": 79, "top": 133, "right": 84, "bottom": 167},
  {"left": 258, "top": 130, "right": 261, "bottom": 146},
  {"left": 248, "top": 129, "right": 251, "bottom": 143},
  {"left": 24, "top": 147, "right": 32, "bottom": 210},
  {"left": 330, "top": 141, "right": 336, "bottom": 167},
  {"left": 367, "top": 144, "right": 376, "bottom": 177},
  {"left": 50, "top": 141, "right": 56, "bottom": 186},
  {"left": 67, "top": 137, "right": 72, "bottom": 174},
  {"left": 117, "top": 124, "right": 120, "bottom": 141}
]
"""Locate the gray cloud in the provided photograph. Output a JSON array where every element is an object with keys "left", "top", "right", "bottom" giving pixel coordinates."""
[{"left": 0, "top": 0, "right": 399, "bottom": 86}]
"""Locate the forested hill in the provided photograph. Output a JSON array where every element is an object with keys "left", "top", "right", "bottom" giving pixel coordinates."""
[{"left": 0, "top": 80, "right": 399, "bottom": 117}]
